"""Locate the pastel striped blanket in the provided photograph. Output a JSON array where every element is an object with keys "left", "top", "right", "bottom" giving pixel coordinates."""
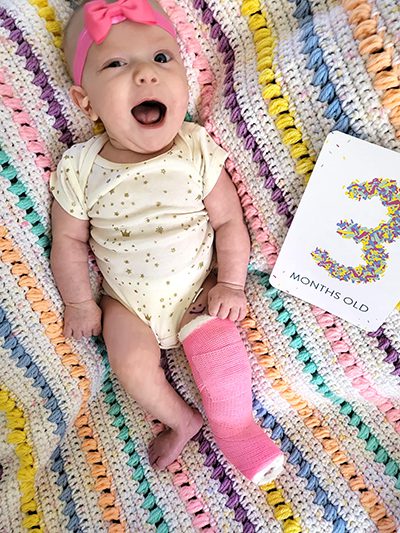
[{"left": 1, "top": 0, "right": 399, "bottom": 531}]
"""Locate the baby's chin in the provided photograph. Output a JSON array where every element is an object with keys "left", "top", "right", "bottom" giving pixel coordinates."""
[{"left": 105, "top": 133, "right": 176, "bottom": 162}]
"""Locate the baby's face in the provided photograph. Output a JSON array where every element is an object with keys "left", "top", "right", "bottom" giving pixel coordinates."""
[{"left": 80, "top": 20, "right": 189, "bottom": 155}]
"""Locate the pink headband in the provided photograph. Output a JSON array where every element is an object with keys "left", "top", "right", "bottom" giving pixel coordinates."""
[{"left": 73, "top": 0, "right": 177, "bottom": 85}]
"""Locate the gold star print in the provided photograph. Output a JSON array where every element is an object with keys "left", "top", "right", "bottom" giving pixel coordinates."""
[
  {"left": 161, "top": 169, "right": 166, "bottom": 174},
  {"left": 198, "top": 262, "right": 204, "bottom": 269},
  {"left": 114, "top": 211, "right": 120, "bottom": 216},
  {"left": 156, "top": 226, "right": 164, "bottom": 234},
  {"left": 110, "top": 189, "right": 115, "bottom": 194},
  {"left": 126, "top": 268, "right": 132, "bottom": 275},
  {"left": 124, "top": 192, "right": 129, "bottom": 197},
  {"left": 121, "top": 229, "right": 131, "bottom": 237}
]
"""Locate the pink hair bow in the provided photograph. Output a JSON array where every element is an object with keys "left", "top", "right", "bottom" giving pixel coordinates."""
[
  {"left": 85, "top": 0, "right": 157, "bottom": 44},
  {"left": 73, "top": 0, "right": 176, "bottom": 85}
]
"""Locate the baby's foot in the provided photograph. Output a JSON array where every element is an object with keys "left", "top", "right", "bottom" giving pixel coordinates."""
[{"left": 148, "top": 409, "right": 203, "bottom": 469}]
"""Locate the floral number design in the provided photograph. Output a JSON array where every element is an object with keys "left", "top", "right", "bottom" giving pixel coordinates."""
[{"left": 311, "top": 178, "right": 400, "bottom": 283}]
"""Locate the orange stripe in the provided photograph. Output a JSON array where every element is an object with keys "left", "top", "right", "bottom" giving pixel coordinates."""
[
  {"left": 0, "top": 226, "right": 126, "bottom": 532},
  {"left": 242, "top": 315, "right": 397, "bottom": 532},
  {"left": 343, "top": 0, "right": 400, "bottom": 138}
]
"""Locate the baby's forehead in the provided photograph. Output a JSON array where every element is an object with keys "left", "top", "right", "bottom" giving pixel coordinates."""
[{"left": 63, "top": 1, "right": 174, "bottom": 76}]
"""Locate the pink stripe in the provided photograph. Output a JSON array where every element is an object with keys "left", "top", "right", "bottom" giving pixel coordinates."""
[
  {"left": 147, "top": 416, "right": 216, "bottom": 531},
  {"left": 0, "top": 68, "right": 54, "bottom": 179},
  {"left": 313, "top": 307, "right": 400, "bottom": 433}
]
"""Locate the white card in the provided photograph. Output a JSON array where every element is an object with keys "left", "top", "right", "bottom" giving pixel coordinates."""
[{"left": 270, "top": 131, "right": 400, "bottom": 330}]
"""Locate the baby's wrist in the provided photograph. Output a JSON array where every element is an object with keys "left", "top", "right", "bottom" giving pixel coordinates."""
[
  {"left": 217, "top": 281, "right": 245, "bottom": 291},
  {"left": 65, "top": 298, "right": 95, "bottom": 308}
]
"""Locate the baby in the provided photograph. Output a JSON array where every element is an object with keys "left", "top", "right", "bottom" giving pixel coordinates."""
[{"left": 50, "top": 0, "right": 284, "bottom": 483}]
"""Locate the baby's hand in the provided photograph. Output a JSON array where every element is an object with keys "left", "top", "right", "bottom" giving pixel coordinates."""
[
  {"left": 63, "top": 299, "right": 102, "bottom": 339},
  {"left": 207, "top": 282, "right": 247, "bottom": 322}
]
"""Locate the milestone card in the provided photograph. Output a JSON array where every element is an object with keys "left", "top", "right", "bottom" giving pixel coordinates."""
[{"left": 270, "top": 131, "right": 400, "bottom": 331}]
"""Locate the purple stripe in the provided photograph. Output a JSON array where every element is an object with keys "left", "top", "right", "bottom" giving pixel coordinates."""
[
  {"left": 163, "top": 352, "right": 257, "bottom": 532},
  {"left": 193, "top": 0, "right": 294, "bottom": 226},
  {"left": 0, "top": 9, "right": 73, "bottom": 146},
  {"left": 368, "top": 327, "right": 400, "bottom": 377}
]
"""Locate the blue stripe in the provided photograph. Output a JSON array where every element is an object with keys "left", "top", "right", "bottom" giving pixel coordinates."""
[
  {"left": 250, "top": 267, "right": 400, "bottom": 490},
  {"left": 289, "top": 0, "right": 353, "bottom": 134},
  {"left": 0, "top": 305, "right": 81, "bottom": 530},
  {"left": 253, "top": 397, "right": 347, "bottom": 533}
]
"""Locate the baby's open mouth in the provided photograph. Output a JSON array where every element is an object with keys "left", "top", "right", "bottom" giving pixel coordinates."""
[{"left": 131, "top": 100, "right": 166, "bottom": 125}]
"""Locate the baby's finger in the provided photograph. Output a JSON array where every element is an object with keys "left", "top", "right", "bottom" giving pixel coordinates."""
[
  {"left": 217, "top": 303, "right": 230, "bottom": 320},
  {"left": 238, "top": 305, "right": 247, "bottom": 322},
  {"left": 92, "top": 324, "right": 102, "bottom": 336},
  {"left": 208, "top": 297, "right": 221, "bottom": 317},
  {"left": 73, "top": 329, "right": 83, "bottom": 340},
  {"left": 63, "top": 323, "right": 73, "bottom": 338},
  {"left": 228, "top": 307, "right": 240, "bottom": 322}
]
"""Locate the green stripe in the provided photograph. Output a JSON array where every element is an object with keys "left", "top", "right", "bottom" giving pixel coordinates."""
[
  {"left": 95, "top": 337, "right": 169, "bottom": 532},
  {"left": 250, "top": 267, "right": 400, "bottom": 489},
  {"left": 0, "top": 145, "right": 51, "bottom": 255}
]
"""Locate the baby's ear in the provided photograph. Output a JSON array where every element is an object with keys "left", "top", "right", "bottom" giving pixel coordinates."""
[{"left": 69, "top": 85, "right": 99, "bottom": 121}]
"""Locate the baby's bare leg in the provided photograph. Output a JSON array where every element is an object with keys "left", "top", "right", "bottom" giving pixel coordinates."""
[{"left": 101, "top": 295, "right": 203, "bottom": 469}]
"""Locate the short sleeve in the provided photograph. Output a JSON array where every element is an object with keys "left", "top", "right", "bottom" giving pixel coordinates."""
[
  {"left": 190, "top": 124, "right": 228, "bottom": 198},
  {"left": 50, "top": 150, "right": 88, "bottom": 220}
]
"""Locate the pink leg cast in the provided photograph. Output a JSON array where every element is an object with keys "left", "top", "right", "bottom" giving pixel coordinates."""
[{"left": 179, "top": 316, "right": 284, "bottom": 484}]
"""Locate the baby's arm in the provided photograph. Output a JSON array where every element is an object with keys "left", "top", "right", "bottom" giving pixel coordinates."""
[
  {"left": 204, "top": 168, "right": 250, "bottom": 321},
  {"left": 51, "top": 200, "right": 102, "bottom": 339}
]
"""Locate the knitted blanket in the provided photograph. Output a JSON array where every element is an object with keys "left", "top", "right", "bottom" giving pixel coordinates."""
[{"left": 1, "top": 0, "right": 400, "bottom": 531}]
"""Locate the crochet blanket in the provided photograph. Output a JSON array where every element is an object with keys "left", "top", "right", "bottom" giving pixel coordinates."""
[{"left": 1, "top": 0, "right": 399, "bottom": 531}]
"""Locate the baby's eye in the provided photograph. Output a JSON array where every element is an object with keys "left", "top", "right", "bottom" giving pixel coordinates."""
[
  {"left": 154, "top": 52, "right": 171, "bottom": 63},
  {"left": 105, "top": 60, "right": 124, "bottom": 69}
]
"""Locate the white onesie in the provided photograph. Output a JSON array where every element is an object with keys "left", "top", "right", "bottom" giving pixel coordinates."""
[{"left": 50, "top": 122, "right": 228, "bottom": 348}]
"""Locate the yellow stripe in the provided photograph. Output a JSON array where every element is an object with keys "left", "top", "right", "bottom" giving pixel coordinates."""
[
  {"left": 242, "top": 316, "right": 398, "bottom": 531},
  {"left": 241, "top": 1, "right": 400, "bottom": 310},
  {"left": 260, "top": 480, "right": 302, "bottom": 532},
  {"left": 0, "top": 226, "right": 126, "bottom": 531},
  {"left": 0, "top": 386, "right": 44, "bottom": 532},
  {"left": 241, "top": 0, "right": 315, "bottom": 182},
  {"left": 28, "top": 0, "right": 63, "bottom": 49}
]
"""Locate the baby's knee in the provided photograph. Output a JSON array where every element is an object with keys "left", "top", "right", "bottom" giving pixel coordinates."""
[{"left": 110, "top": 348, "right": 164, "bottom": 388}]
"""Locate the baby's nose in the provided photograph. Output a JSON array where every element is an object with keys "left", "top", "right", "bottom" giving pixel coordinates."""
[{"left": 134, "top": 64, "right": 159, "bottom": 85}]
